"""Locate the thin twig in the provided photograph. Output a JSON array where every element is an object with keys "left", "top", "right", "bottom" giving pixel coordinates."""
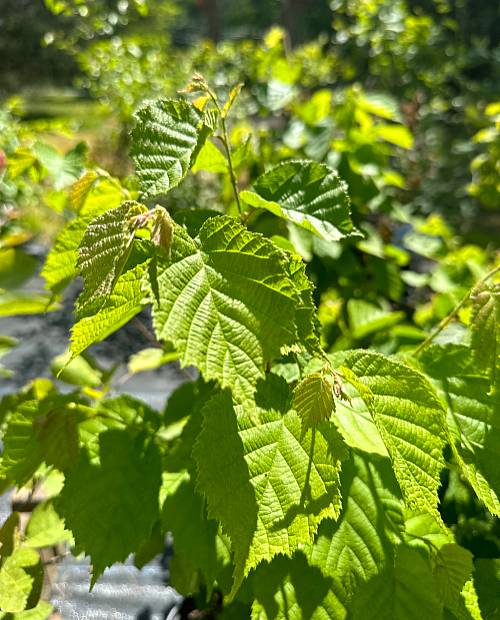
[
  {"left": 131, "top": 317, "right": 159, "bottom": 346},
  {"left": 206, "top": 88, "right": 242, "bottom": 215},
  {"left": 220, "top": 115, "right": 242, "bottom": 215},
  {"left": 415, "top": 263, "right": 500, "bottom": 355}
]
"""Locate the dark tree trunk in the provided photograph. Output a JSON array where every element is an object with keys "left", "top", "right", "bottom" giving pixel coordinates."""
[
  {"left": 281, "top": 0, "right": 311, "bottom": 47},
  {"left": 198, "top": 0, "right": 221, "bottom": 42}
]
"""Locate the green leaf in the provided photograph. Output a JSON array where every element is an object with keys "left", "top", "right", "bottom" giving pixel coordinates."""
[
  {"left": 41, "top": 215, "right": 94, "bottom": 294},
  {"left": 474, "top": 559, "right": 500, "bottom": 620},
  {"left": 470, "top": 283, "right": 500, "bottom": 392},
  {"left": 75, "top": 201, "right": 147, "bottom": 316},
  {"left": 193, "top": 375, "right": 345, "bottom": 596},
  {"left": 0, "top": 600, "right": 53, "bottom": 620},
  {"left": 7, "top": 147, "right": 37, "bottom": 178},
  {"left": 0, "top": 547, "right": 41, "bottom": 613},
  {"left": 69, "top": 170, "right": 100, "bottom": 211},
  {"left": 162, "top": 477, "right": 221, "bottom": 594},
  {"left": 434, "top": 544, "right": 474, "bottom": 618},
  {"left": 131, "top": 98, "right": 213, "bottom": 198},
  {"left": 333, "top": 386, "right": 388, "bottom": 456},
  {"left": 442, "top": 375, "right": 500, "bottom": 516},
  {"left": 56, "top": 429, "right": 161, "bottom": 585},
  {"left": 461, "top": 580, "right": 484, "bottom": 620},
  {"left": 25, "top": 500, "right": 73, "bottom": 548},
  {"left": 350, "top": 546, "right": 442, "bottom": 619},
  {"left": 293, "top": 372, "right": 335, "bottom": 427},
  {"left": 420, "top": 345, "right": 500, "bottom": 515},
  {"left": 70, "top": 261, "right": 148, "bottom": 358},
  {"left": 0, "top": 401, "right": 44, "bottom": 488},
  {"left": 33, "top": 141, "right": 87, "bottom": 190},
  {"left": 77, "top": 174, "right": 126, "bottom": 217},
  {"left": 240, "top": 160, "right": 357, "bottom": 242},
  {"left": 127, "top": 347, "right": 177, "bottom": 375},
  {"left": 374, "top": 124, "right": 413, "bottom": 149},
  {"left": 133, "top": 522, "right": 164, "bottom": 570},
  {"left": 310, "top": 453, "right": 404, "bottom": 595},
  {"left": 192, "top": 140, "right": 227, "bottom": 174},
  {"left": 360, "top": 93, "right": 402, "bottom": 122},
  {"left": 50, "top": 351, "right": 103, "bottom": 388},
  {"left": 419, "top": 343, "right": 475, "bottom": 379},
  {"left": 251, "top": 552, "right": 347, "bottom": 620},
  {"left": 0, "top": 249, "right": 38, "bottom": 290},
  {"left": 341, "top": 350, "right": 447, "bottom": 520},
  {"left": 0, "top": 513, "right": 20, "bottom": 560},
  {"left": 404, "top": 511, "right": 452, "bottom": 551},
  {"left": 33, "top": 398, "right": 87, "bottom": 471},
  {"left": 285, "top": 254, "right": 321, "bottom": 355},
  {"left": 148, "top": 215, "right": 312, "bottom": 401},
  {"left": 0, "top": 292, "right": 59, "bottom": 316},
  {"left": 41, "top": 175, "right": 126, "bottom": 292},
  {"left": 78, "top": 395, "right": 160, "bottom": 461},
  {"left": 346, "top": 299, "right": 404, "bottom": 340}
]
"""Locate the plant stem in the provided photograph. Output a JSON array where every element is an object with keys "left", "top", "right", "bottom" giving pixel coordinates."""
[
  {"left": 206, "top": 88, "right": 242, "bottom": 215},
  {"left": 220, "top": 115, "right": 242, "bottom": 215},
  {"left": 415, "top": 263, "right": 500, "bottom": 355}
]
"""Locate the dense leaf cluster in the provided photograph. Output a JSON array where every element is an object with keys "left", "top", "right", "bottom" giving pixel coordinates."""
[{"left": 0, "top": 81, "right": 499, "bottom": 619}]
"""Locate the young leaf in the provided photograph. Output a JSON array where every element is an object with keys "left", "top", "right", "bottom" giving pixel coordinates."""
[
  {"left": 222, "top": 83, "right": 243, "bottom": 118},
  {"left": 56, "top": 429, "right": 161, "bottom": 586},
  {"left": 147, "top": 215, "right": 313, "bottom": 402},
  {"left": 240, "top": 160, "right": 358, "bottom": 242},
  {"left": 193, "top": 376, "right": 345, "bottom": 596},
  {"left": 131, "top": 98, "right": 213, "bottom": 198},
  {"left": 293, "top": 372, "right": 335, "bottom": 427},
  {"left": 150, "top": 206, "right": 174, "bottom": 255},
  {"left": 340, "top": 350, "right": 447, "bottom": 521},
  {"left": 75, "top": 200, "right": 147, "bottom": 316}
]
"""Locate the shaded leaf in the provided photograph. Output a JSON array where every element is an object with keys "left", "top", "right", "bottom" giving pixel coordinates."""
[{"left": 56, "top": 430, "right": 161, "bottom": 585}]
